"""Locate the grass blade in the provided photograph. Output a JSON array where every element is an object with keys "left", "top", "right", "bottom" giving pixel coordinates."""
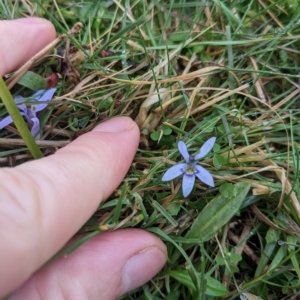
[{"left": 0, "top": 78, "right": 43, "bottom": 159}]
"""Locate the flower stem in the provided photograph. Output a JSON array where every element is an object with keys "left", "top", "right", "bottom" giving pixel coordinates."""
[{"left": 0, "top": 78, "right": 44, "bottom": 159}]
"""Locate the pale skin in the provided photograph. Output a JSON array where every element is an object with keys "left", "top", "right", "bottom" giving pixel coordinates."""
[{"left": 0, "top": 18, "right": 167, "bottom": 299}]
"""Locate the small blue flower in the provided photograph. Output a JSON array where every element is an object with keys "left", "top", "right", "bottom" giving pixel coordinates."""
[
  {"left": 162, "top": 137, "right": 216, "bottom": 197},
  {"left": 0, "top": 88, "right": 56, "bottom": 139}
]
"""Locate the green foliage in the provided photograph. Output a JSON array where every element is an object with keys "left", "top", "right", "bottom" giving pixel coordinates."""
[
  {"left": 167, "top": 270, "right": 228, "bottom": 297},
  {"left": 17, "top": 71, "right": 47, "bottom": 91},
  {"left": 150, "top": 124, "right": 173, "bottom": 141},
  {"left": 186, "top": 182, "right": 251, "bottom": 242},
  {"left": 1, "top": 0, "right": 300, "bottom": 298}
]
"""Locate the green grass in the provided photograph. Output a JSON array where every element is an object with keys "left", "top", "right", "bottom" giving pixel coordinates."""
[{"left": 1, "top": 0, "right": 300, "bottom": 299}]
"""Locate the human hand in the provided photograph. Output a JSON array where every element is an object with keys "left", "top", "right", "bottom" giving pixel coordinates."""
[{"left": 0, "top": 18, "right": 167, "bottom": 299}]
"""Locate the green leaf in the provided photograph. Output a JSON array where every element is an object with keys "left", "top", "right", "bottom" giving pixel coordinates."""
[
  {"left": 192, "top": 45, "right": 204, "bottom": 54},
  {"left": 287, "top": 235, "right": 298, "bottom": 252},
  {"left": 150, "top": 131, "right": 160, "bottom": 141},
  {"left": 287, "top": 235, "right": 300, "bottom": 278},
  {"left": 167, "top": 271, "right": 228, "bottom": 296},
  {"left": 285, "top": 0, "right": 300, "bottom": 14},
  {"left": 265, "top": 227, "right": 280, "bottom": 244},
  {"left": 166, "top": 290, "right": 180, "bottom": 300},
  {"left": 158, "top": 135, "right": 175, "bottom": 147},
  {"left": 79, "top": 2, "right": 93, "bottom": 20},
  {"left": 206, "top": 276, "right": 228, "bottom": 296},
  {"left": 213, "top": 155, "right": 221, "bottom": 169},
  {"left": 216, "top": 256, "right": 226, "bottom": 265},
  {"left": 213, "top": 153, "right": 228, "bottom": 169},
  {"left": 162, "top": 124, "right": 172, "bottom": 135},
  {"left": 229, "top": 253, "right": 242, "bottom": 263},
  {"left": 166, "top": 201, "right": 181, "bottom": 216},
  {"left": 255, "top": 241, "right": 277, "bottom": 277},
  {"left": 168, "top": 270, "right": 196, "bottom": 291},
  {"left": 269, "top": 245, "right": 286, "bottom": 271},
  {"left": 17, "top": 71, "right": 47, "bottom": 91},
  {"left": 150, "top": 200, "right": 178, "bottom": 226},
  {"left": 169, "top": 32, "right": 188, "bottom": 42},
  {"left": 219, "top": 182, "right": 237, "bottom": 198},
  {"left": 96, "top": 97, "right": 113, "bottom": 109},
  {"left": 227, "top": 264, "right": 239, "bottom": 273},
  {"left": 186, "top": 182, "right": 251, "bottom": 241}
]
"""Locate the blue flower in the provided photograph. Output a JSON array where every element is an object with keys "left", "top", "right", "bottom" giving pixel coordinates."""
[
  {"left": 0, "top": 88, "right": 56, "bottom": 139},
  {"left": 162, "top": 137, "right": 216, "bottom": 197}
]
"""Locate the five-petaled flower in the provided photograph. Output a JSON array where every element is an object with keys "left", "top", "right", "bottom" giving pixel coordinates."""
[
  {"left": 0, "top": 88, "right": 56, "bottom": 139},
  {"left": 162, "top": 137, "right": 216, "bottom": 197}
]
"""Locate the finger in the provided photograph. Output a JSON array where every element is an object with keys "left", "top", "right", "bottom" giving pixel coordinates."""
[
  {"left": 11, "top": 229, "right": 167, "bottom": 300},
  {"left": 0, "top": 18, "right": 56, "bottom": 76},
  {"left": 0, "top": 117, "right": 140, "bottom": 296}
]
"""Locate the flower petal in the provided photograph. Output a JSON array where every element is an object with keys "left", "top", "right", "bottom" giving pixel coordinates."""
[
  {"left": 17, "top": 104, "right": 27, "bottom": 114},
  {"left": 33, "top": 88, "right": 57, "bottom": 112},
  {"left": 0, "top": 116, "right": 13, "bottom": 129},
  {"left": 30, "top": 117, "right": 41, "bottom": 139},
  {"left": 182, "top": 173, "right": 195, "bottom": 197},
  {"left": 178, "top": 141, "right": 190, "bottom": 162},
  {"left": 31, "top": 89, "right": 44, "bottom": 99},
  {"left": 194, "top": 137, "right": 216, "bottom": 160},
  {"left": 37, "top": 88, "right": 56, "bottom": 101},
  {"left": 14, "top": 95, "right": 24, "bottom": 105},
  {"left": 195, "top": 165, "right": 214, "bottom": 187},
  {"left": 0, "top": 106, "right": 27, "bottom": 130},
  {"left": 26, "top": 108, "right": 36, "bottom": 119},
  {"left": 162, "top": 163, "right": 186, "bottom": 181}
]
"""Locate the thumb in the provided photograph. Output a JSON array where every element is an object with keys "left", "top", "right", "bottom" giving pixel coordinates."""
[
  {"left": 11, "top": 229, "right": 167, "bottom": 300},
  {"left": 0, "top": 117, "right": 140, "bottom": 296}
]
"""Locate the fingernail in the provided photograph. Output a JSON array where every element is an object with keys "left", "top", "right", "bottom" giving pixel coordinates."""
[
  {"left": 122, "top": 247, "right": 166, "bottom": 294},
  {"left": 14, "top": 17, "right": 51, "bottom": 25},
  {"left": 92, "top": 117, "right": 135, "bottom": 133}
]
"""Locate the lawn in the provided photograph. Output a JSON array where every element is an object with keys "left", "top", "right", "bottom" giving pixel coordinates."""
[{"left": 1, "top": 0, "right": 300, "bottom": 299}]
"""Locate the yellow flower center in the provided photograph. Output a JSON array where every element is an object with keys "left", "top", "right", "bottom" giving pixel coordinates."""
[{"left": 185, "top": 165, "right": 196, "bottom": 175}]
